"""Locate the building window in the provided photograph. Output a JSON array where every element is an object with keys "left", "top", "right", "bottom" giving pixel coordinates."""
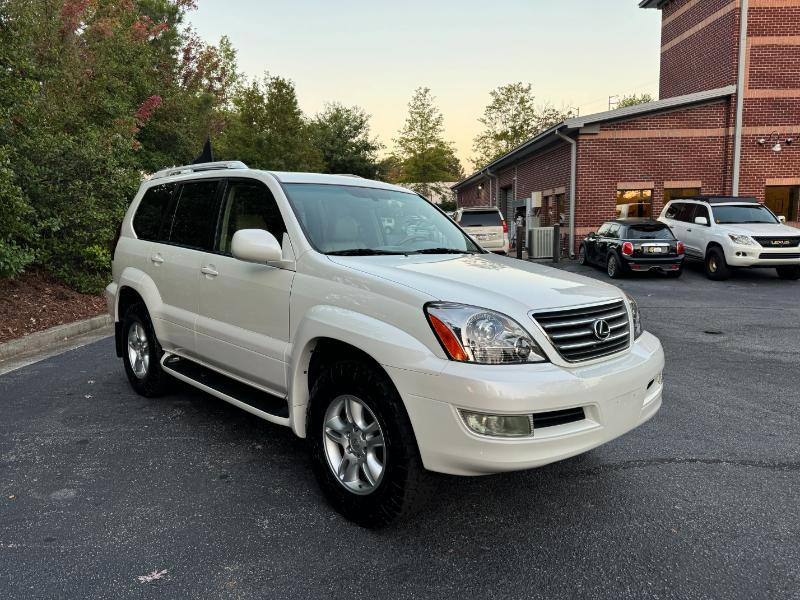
[
  {"left": 616, "top": 189, "right": 653, "bottom": 218},
  {"left": 765, "top": 186, "right": 799, "bottom": 222},
  {"left": 664, "top": 187, "right": 701, "bottom": 204}
]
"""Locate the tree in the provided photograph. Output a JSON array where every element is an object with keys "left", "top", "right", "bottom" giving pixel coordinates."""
[
  {"left": 308, "top": 103, "right": 382, "bottom": 178},
  {"left": 217, "top": 75, "right": 321, "bottom": 171},
  {"left": 471, "top": 82, "right": 574, "bottom": 169},
  {"left": 393, "top": 87, "right": 463, "bottom": 192},
  {"left": 616, "top": 93, "right": 654, "bottom": 108}
]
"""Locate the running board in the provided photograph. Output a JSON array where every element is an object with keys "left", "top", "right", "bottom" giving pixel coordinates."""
[{"left": 161, "top": 354, "right": 290, "bottom": 427}]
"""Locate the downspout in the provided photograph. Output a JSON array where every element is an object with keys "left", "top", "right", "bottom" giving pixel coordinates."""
[
  {"left": 482, "top": 168, "right": 497, "bottom": 207},
  {"left": 555, "top": 129, "right": 577, "bottom": 258},
  {"left": 732, "top": 0, "right": 749, "bottom": 196}
]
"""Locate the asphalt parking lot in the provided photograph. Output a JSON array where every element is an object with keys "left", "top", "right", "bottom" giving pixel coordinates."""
[{"left": 1, "top": 259, "right": 798, "bottom": 599}]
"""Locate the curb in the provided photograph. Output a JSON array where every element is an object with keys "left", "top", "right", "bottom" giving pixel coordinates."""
[{"left": 0, "top": 315, "right": 113, "bottom": 362}]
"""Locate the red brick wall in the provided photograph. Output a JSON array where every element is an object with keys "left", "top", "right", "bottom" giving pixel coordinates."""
[
  {"left": 575, "top": 100, "right": 734, "bottom": 227},
  {"left": 659, "top": 0, "right": 739, "bottom": 98}
]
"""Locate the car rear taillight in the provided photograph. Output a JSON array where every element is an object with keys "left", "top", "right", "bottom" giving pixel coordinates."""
[
  {"left": 677, "top": 241, "right": 684, "bottom": 255},
  {"left": 502, "top": 220, "right": 508, "bottom": 233},
  {"left": 622, "top": 242, "right": 634, "bottom": 256},
  {"left": 111, "top": 221, "right": 123, "bottom": 261}
]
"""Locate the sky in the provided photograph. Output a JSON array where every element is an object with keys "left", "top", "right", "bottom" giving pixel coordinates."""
[{"left": 189, "top": 0, "right": 662, "bottom": 169}]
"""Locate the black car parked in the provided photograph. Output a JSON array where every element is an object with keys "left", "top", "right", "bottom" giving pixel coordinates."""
[{"left": 579, "top": 219, "right": 684, "bottom": 278}]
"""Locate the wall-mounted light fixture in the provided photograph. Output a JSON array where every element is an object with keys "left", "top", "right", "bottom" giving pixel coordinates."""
[{"left": 757, "top": 131, "right": 792, "bottom": 153}]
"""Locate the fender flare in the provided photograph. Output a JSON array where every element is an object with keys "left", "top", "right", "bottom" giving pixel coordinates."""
[
  {"left": 114, "top": 267, "right": 166, "bottom": 338},
  {"left": 287, "top": 305, "right": 444, "bottom": 437}
]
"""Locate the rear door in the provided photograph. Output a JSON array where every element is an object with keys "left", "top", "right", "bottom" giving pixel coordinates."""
[
  {"left": 195, "top": 178, "right": 294, "bottom": 393},
  {"left": 156, "top": 179, "right": 224, "bottom": 356}
]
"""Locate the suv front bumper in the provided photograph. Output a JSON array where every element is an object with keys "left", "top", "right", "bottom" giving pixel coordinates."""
[
  {"left": 725, "top": 244, "right": 800, "bottom": 267},
  {"left": 387, "top": 332, "right": 664, "bottom": 476}
]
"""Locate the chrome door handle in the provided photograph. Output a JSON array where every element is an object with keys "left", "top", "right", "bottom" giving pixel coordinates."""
[
  {"left": 200, "top": 265, "right": 218, "bottom": 277},
  {"left": 150, "top": 254, "right": 164, "bottom": 265},
  {"left": 686, "top": 228, "right": 692, "bottom": 232}
]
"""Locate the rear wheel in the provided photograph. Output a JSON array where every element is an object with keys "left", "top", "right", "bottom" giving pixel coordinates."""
[
  {"left": 121, "top": 303, "right": 170, "bottom": 397},
  {"left": 776, "top": 265, "right": 800, "bottom": 280},
  {"left": 705, "top": 247, "right": 730, "bottom": 280},
  {"left": 606, "top": 253, "right": 623, "bottom": 278},
  {"left": 308, "top": 358, "right": 432, "bottom": 528}
]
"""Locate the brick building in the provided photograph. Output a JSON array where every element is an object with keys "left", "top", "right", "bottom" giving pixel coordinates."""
[{"left": 453, "top": 0, "right": 800, "bottom": 254}]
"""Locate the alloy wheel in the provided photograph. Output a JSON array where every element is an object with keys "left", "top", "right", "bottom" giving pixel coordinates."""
[
  {"left": 127, "top": 322, "right": 150, "bottom": 379},
  {"left": 323, "top": 394, "right": 386, "bottom": 495}
]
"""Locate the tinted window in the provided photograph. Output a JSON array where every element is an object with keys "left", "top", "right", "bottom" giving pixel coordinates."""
[
  {"left": 694, "top": 204, "right": 710, "bottom": 224},
  {"left": 668, "top": 202, "right": 697, "bottom": 223},
  {"left": 219, "top": 180, "right": 287, "bottom": 254},
  {"left": 169, "top": 180, "right": 221, "bottom": 250},
  {"left": 711, "top": 204, "right": 778, "bottom": 224},
  {"left": 133, "top": 183, "right": 175, "bottom": 242},
  {"left": 625, "top": 223, "right": 675, "bottom": 240},
  {"left": 459, "top": 211, "right": 503, "bottom": 227}
]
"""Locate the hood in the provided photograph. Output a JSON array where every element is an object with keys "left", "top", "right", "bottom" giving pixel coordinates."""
[
  {"left": 327, "top": 253, "right": 623, "bottom": 314},
  {"left": 720, "top": 223, "right": 800, "bottom": 237}
]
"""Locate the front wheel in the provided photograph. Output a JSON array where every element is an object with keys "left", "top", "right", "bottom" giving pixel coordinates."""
[
  {"left": 308, "top": 359, "right": 432, "bottom": 528},
  {"left": 578, "top": 244, "right": 588, "bottom": 265},
  {"left": 705, "top": 247, "right": 731, "bottom": 280},
  {"left": 776, "top": 265, "right": 800, "bottom": 280}
]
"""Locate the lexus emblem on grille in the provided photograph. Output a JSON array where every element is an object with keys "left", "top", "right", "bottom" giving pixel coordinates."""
[
  {"left": 773, "top": 240, "right": 790, "bottom": 246},
  {"left": 592, "top": 319, "right": 611, "bottom": 341}
]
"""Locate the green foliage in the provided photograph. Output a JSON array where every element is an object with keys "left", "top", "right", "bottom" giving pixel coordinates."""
[
  {"left": 393, "top": 88, "right": 463, "bottom": 184},
  {"left": 617, "top": 93, "right": 654, "bottom": 108},
  {"left": 217, "top": 75, "right": 321, "bottom": 171},
  {"left": 308, "top": 103, "right": 382, "bottom": 178},
  {"left": 471, "top": 82, "right": 574, "bottom": 169},
  {"left": 0, "top": 147, "right": 37, "bottom": 278}
]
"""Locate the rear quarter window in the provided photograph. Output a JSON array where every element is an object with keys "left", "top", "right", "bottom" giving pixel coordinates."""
[
  {"left": 133, "top": 183, "right": 176, "bottom": 242},
  {"left": 458, "top": 211, "right": 502, "bottom": 227}
]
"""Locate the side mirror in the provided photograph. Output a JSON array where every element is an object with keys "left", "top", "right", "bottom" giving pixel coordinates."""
[
  {"left": 694, "top": 216, "right": 709, "bottom": 226},
  {"left": 778, "top": 215, "right": 787, "bottom": 224},
  {"left": 587, "top": 232, "right": 597, "bottom": 239},
  {"left": 231, "top": 229, "right": 282, "bottom": 264}
]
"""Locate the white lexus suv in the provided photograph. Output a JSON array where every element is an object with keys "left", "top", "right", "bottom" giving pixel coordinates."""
[
  {"left": 106, "top": 161, "right": 664, "bottom": 527},
  {"left": 659, "top": 196, "right": 800, "bottom": 280}
]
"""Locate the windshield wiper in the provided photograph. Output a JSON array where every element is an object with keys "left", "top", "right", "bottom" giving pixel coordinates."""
[
  {"left": 326, "top": 249, "right": 407, "bottom": 256},
  {"left": 411, "top": 248, "right": 476, "bottom": 254}
]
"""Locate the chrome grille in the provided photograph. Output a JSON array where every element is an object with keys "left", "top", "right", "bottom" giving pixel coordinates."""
[
  {"left": 531, "top": 300, "right": 631, "bottom": 363},
  {"left": 753, "top": 236, "right": 800, "bottom": 248}
]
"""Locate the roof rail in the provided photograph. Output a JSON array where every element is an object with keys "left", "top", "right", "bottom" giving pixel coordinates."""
[{"left": 150, "top": 161, "right": 248, "bottom": 180}]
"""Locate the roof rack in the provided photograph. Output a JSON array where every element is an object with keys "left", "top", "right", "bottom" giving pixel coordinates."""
[
  {"left": 150, "top": 161, "right": 248, "bottom": 180},
  {"left": 683, "top": 196, "right": 759, "bottom": 204}
]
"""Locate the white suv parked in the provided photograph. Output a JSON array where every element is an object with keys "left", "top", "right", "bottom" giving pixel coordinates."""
[
  {"left": 659, "top": 196, "right": 800, "bottom": 280},
  {"left": 107, "top": 161, "right": 664, "bottom": 527},
  {"left": 454, "top": 207, "right": 510, "bottom": 254}
]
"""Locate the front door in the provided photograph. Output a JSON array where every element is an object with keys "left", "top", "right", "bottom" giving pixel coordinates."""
[{"left": 195, "top": 178, "right": 294, "bottom": 394}]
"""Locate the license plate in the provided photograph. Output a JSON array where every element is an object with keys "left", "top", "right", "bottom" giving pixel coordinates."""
[{"left": 645, "top": 246, "right": 665, "bottom": 254}]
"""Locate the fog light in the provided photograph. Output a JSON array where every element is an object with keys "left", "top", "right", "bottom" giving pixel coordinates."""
[{"left": 460, "top": 411, "right": 532, "bottom": 437}]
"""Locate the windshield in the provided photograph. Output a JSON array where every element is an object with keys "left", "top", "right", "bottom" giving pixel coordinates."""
[
  {"left": 625, "top": 224, "right": 675, "bottom": 240},
  {"left": 282, "top": 183, "right": 482, "bottom": 255},
  {"left": 712, "top": 204, "right": 779, "bottom": 225},
  {"left": 459, "top": 211, "right": 502, "bottom": 227}
]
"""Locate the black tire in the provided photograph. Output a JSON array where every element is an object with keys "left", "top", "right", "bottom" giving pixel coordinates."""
[
  {"left": 308, "top": 358, "right": 432, "bottom": 528},
  {"left": 606, "top": 252, "right": 624, "bottom": 279},
  {"left": 705, "top": 247, "right": 731, "bottom": 280},
  {"left": 121, "top": 303, "right": 170, "bottom": 397},
  {"left": 578, "top": 244, "right": 588, "bottom": 265},
  {"left": 665, "top": 268, "right": 682, "bottom": 278},
  {"left": 776, "top": 265, "right": 800, "bottom": 280}
]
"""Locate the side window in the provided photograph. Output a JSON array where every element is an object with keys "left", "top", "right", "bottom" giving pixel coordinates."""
[
  {"left": 133, "top": 183, "right": 175, "bottom": 242},
  {"left": 606, "top": 224, "right": 620, "bottom": 239},
  {"left": 597, "top": 223, "right": 611, "bottom": 236},
  {"left": 664, "top": 202, "right": 681, "bottom": 220},
  {"left": 672, "top": 203, "right": 695, "bottom": 223},
  {"left": 169, "top": 180, "right": 222, "bottom": 251},
  {"left": 218, "top": 179, "right": 287, "bottom": 254}
]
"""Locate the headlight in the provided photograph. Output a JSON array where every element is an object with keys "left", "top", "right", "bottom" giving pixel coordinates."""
[
  {"left": 624, "top": 292, "right": 643, "bottom": 339},
  {"left": 425, "top": 303, "right": 547, "bottom": 364},
  {"left": 728, "top": 234, "right": 757, "bottom": 246}
]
